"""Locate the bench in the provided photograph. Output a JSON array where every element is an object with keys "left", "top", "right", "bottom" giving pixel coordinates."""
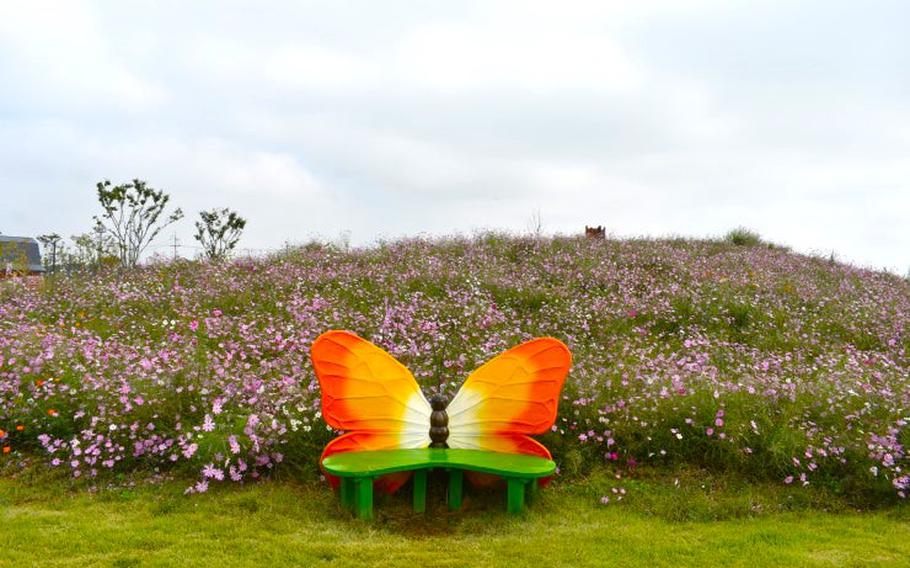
[{"left": 322, "top": 448, "right": 556, "bottom": 519}]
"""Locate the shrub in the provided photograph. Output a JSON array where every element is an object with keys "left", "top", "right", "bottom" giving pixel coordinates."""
[{"left": 724, "top": 227, "right": 763, "bottom": 246}]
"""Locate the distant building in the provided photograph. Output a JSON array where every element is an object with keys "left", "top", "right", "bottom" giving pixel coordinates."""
[{"left": 0, "top": 236, "right": 45, "bottom": 276}]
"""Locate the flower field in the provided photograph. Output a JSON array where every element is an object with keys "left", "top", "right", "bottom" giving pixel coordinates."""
[{"left": 1, "top": 234, "right": 908, "bottom": 502}]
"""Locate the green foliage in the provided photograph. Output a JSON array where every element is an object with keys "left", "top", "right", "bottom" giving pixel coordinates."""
[
  {"left": 93, "top": 178, "right": 184, "bottom": 267},
  {"left": 36, "top": 233, "right": 62, "bottom": 273},
  {"left": 724, "top": 227, "right": 763, "bottom": 246},
  {"left": 194, "top": 208, "right": 247, "bottom": 262},
  {"left": 63, "top": 231, "right": 119, "bottom": 273}
]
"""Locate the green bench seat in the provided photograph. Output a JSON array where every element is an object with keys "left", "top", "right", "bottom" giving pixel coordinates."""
[{"left": 322, "top": 448, "right": 555, "bottom": 519}]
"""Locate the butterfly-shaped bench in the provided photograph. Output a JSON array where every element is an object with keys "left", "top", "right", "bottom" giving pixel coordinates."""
[
  {"left": 323, "top": 448, "right": 555, "bottom": 518},
  {"left": 311, "top": 330, "right": 571, "bottom": 520}
]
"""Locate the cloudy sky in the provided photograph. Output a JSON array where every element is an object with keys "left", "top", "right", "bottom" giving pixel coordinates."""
[{"left": 1, "top": 1, "right": 908, "bottom": 270}]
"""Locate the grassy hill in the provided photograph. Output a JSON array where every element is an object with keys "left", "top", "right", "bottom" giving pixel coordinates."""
[{"left": 1, "top": 233, "right": 909, "bottom": 505}]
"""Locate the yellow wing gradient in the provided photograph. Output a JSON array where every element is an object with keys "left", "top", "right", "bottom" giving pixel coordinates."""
[{"left": 311, "top": 330, "right": 431, "bottom": 492}]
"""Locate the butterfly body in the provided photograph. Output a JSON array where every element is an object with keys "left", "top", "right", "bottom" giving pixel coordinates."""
[
  {"left": 311, "top": 330, "right": 571, "bottom": 493},
  {"left": 428, "top": 395, "right": 450, "bottom": 448}
]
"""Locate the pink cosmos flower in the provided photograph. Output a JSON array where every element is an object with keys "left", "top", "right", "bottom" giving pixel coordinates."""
[
  {"left": 182, "top": 443, "right": 198, "bottom": 459},
  {"left": 202, "top": 464, "right": 224, "bottom": 480}
]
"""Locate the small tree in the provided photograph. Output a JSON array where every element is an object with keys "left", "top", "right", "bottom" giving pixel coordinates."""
[
  {"left": 66, "top": 231, "right": 117, "bottom": 271},
  {"left": 194, "top": 208, "right": 247, "bottom": 262},
  {"left": 37, "top": 233, "right": 63, "bottom": 273},
  {"left": 93, "top": 179, "right": 183, "bottom": 267}
]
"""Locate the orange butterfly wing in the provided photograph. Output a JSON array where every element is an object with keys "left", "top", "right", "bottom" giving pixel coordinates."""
[
  {"left": 446, "top": 337, "right": 571, "bottom": 437},
  {"left": 446, "top": 337, "right": 571, "bottom": 484},
  {"left": 311, "top": 330, "right": 431, "bottom": 492}
]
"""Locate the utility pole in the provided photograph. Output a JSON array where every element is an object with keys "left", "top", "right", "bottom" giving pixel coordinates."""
[{"left": 171, "top": 233, "right": 180, "bottom": 260}]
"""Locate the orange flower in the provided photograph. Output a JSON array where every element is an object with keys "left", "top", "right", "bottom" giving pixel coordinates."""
[
  {"left": 36, "top": 379, "right": 45, "bottom": 387},
  {"left": 0, "top": 429, "right": 5, "bottom": 438},
  {"left": 15, "top": 425, "right": 24, "bottom": 431},
  {"left": 2, "top": 446, "right": 10, "bottom": 454},
  {"left": 47, "top": 409, "right": 58, "bottom": 417}
]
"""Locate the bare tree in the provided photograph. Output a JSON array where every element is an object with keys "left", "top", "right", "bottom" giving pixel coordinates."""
[
  {"left": 194, "top": 208, "right": 247, "bottom": 262},
  {"left": 527, "top": 208, "right": 544, "bottom": 239},
  {"left": 93, "top": 179, "right": 183, "bottom": 268}
]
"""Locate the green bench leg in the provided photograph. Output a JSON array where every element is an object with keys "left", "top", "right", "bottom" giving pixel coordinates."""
[
  {"left": 506, "top": 478, "right": 525, "bottom": 514},
  {"left": 526, "top": 478, "right": 539, "bottom": 504},
  {"left": 413, "top": 470, "right": 427, "bottom": 513},
  {"left": 355, "top": 477, "right": 373, "bottom": 520},
  {"left": 448, "top": 469, "right": 463, "bottom": 510},
  {"left": 340, "top": 477, "right": 355, "bottom": 510}
]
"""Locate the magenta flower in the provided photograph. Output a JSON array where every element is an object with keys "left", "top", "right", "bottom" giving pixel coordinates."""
[
  {"left": 182, "top": 443, "right": 198, "bottom": 459},
  {"left": 202, "top": 464, "right": 224, "bottom": 480}
]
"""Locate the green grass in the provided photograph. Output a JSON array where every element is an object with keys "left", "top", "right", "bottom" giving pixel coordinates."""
[{"left": 2, "top": 470, "right": 908, "bottom": 567}]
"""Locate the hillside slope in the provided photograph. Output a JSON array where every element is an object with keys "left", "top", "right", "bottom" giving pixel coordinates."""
[{"left": 1, "top": 235, "right": 908, "bottom": 502}]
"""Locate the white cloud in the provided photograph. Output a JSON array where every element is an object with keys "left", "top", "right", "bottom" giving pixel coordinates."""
[
  {"left": 0, "top": 0, "right": 908, "bottom": 270},
  {"left": 0, "top": 1, "right": 169, "bottom": 111},
  {"left": 394, "top": 21, "right": 641, "bottom": 94}
]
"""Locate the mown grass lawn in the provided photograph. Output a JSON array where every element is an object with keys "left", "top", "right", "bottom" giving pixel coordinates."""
[{"left": 2, "top": 470, "right": 908, "bottom": 567}]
